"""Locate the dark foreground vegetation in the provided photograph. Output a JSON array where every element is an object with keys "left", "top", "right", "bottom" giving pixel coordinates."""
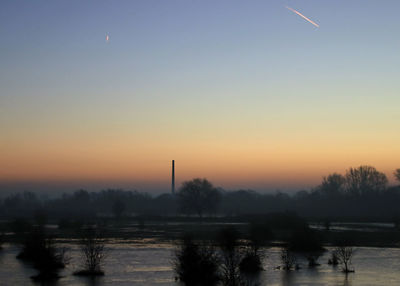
[
  {"left": 15, "top": 223, "right": 68, "bottom": 281},
  {"left": 10, "top": 221, "right": 107, "bottom": 281},
  {"left": 173, "top": 224, "right": 356, "bottom": 285},
  {"left": 1, "top": 210, "right": 360, "bottom": 284}
]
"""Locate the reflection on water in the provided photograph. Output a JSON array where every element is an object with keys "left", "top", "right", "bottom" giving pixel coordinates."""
[
  {"left": 281, "top": 271, "right": 295, "bottom": 286},
  {"left": 310, "top": 222, "right": 396, "bottom": 232},
  {"left": 0, "top": 244, "right": 399, "bottom": 285},
  {"left": 241, "top": 272, "right": 261, "bottom": 286},
  {"left": 342, "top": 274, "right": 353, "bottom": 286}
]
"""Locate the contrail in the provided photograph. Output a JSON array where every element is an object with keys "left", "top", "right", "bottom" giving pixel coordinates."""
[{"left": 286, "top": 6, "right": 319, "bottom": 28}]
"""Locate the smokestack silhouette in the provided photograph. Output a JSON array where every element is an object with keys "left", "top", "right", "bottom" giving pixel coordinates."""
[{"left": 171, "top": 160, "right": 175, "bottom": 195}]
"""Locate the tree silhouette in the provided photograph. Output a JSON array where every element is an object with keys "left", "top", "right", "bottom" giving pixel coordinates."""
[
  {"left": 178, "top": 178, "right": 221, "bottom": 218},
  {"left": 394, "top": 169, "right": 400, "bottom": 183},
  {"left": 334, "top": 245, "right": 354, "bottom": 273},
  {"left": 345, "top": 166, "right": 388, "bottom": 196},
  {"left": 319, "top": 173, "right": 346, "bottom": 196}
]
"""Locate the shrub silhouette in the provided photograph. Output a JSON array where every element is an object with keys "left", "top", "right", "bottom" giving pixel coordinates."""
[
  {"left": 17, "top": 227, "right": 67, "bottom": 281},
  {"left": 307, "top": 253, "right": 321, "bottom": 267},
  {"left": 239, "top": 223, "right": 270, "bottom": 274},
  {"left": 174, "top": 234, "right": 220, "bottom": 286},
  {"left": 239, "top": 252, "right": 262, "bottom": 273},
  {"left": 328, "top": 250, "right": 339, "bottom": 265},
  {"left": 218, "top": 227, "right": 242, "bottom": 286},
  {"left": 247, "top": 223, "right": 272, "bottom": 253},
  {"left": 280, "top": 248, "right": 296, "bottom": 270},
  {"left": 74, "top": 228, "right": 106, "bottom": 276}
]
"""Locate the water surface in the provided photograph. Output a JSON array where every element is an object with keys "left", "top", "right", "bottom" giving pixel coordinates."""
[{"left": 0, "top": 243, "right": 399, "bottom": 286}]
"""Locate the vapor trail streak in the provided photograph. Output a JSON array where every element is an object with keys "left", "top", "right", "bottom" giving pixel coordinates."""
[{"left": 286, "top": 6, "right": 319, "bottom": 28}]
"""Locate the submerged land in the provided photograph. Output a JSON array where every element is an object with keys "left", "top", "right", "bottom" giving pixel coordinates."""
[{"left": 1, "top": 166, "right": 400, "bottom": 285}]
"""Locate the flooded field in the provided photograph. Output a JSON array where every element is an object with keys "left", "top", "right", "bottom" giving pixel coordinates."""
[{"left": 1, "top": 241, "right": 400, "bottom": 286}]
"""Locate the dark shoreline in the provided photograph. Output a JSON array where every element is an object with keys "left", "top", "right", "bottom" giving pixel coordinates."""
[{"left": 2, "top": 216, "right": 400, "bottom": 248}]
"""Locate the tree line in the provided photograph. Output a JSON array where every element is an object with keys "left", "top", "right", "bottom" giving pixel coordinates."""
[{"left": 1, "top": 166, "right": 399, "bottom": 220}]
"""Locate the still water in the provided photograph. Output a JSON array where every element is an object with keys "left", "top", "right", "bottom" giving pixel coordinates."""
[{"left": 0, "top": 242, "right": 399, "bottom": 286}]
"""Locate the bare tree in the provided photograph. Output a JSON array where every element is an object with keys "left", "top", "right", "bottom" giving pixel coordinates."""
[
  {"left": 218, "top": 228, "right": 242, "bottom": 286},
  {"left": 74, "top": 229, "right": 106, "bottom": 276},
  {"left": 334, "top": 246, "right": 354, "bottom": 273},
  {"left": 345, "top": 166, "right": 388, "bottom": 196}
]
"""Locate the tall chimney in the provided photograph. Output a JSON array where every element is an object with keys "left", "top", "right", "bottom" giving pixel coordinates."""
[{"left": 171, "top": 160, "right": 175, "bottom": 195}]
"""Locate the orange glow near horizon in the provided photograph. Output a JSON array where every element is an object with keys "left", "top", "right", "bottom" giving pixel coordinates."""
[
  {"left": 1, "top": 130, "right": 399, "bottom": 191},
  {"left": 2, "top": 1, "right": 400, "bottom": 193}
]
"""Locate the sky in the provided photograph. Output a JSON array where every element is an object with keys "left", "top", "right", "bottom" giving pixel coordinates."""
[{"left": 1, "top": 0, "right": 400, "bottom": 194}]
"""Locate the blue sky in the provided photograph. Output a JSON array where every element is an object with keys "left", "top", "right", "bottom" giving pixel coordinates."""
[{"left": 1, "top": 1, "right": 400, "bottom": 193}]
